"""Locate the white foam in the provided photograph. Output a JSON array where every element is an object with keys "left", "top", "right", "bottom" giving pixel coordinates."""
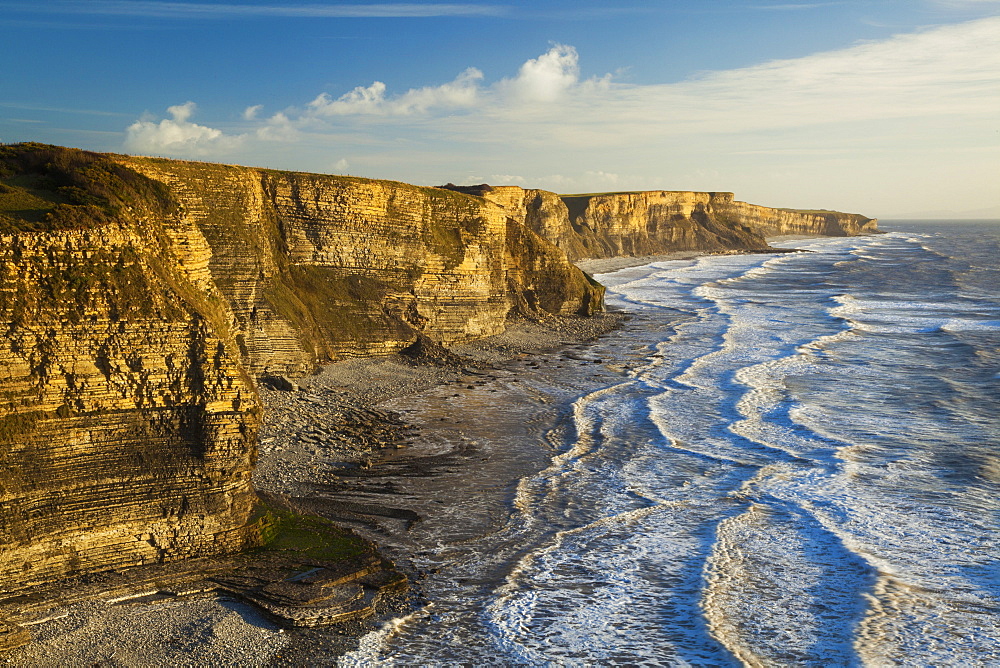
[
  {"left": 830, "top": 294, "right": 1000, "bottom": 334},
  {"left": 367, "top": 226, "right": 1000, "bottom": 664}
]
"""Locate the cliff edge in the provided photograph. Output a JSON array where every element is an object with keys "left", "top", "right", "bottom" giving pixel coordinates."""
[{"left": 482, "top": 187, "right": 878, "bottom": 261}]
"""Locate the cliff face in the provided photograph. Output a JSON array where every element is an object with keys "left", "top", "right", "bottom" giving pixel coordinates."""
[
  {"left": 0, "top": 145, "right": 602, "bottom": 594},
  {"left": 718, "top": 198, "right": 879, "bottom": 237},
  {"left": 0, "top": 146, "right": 260, "bottom": 593},
  {"left": 120, "top": 158, "right": 602, "bottom": 375},
  {"left": 485, "top": 187, "right": 878, "bottom": 261}
]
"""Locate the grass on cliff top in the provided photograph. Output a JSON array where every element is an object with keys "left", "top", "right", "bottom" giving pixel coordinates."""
[
  {"left": 0, "top": 143, "right": 175, "bottom": 234},
  {"left": 560, "top": 191, "right": 648, "bottom": 198},
  {"left": 559, "top": 189, "right": 734, "bottom": 198}
]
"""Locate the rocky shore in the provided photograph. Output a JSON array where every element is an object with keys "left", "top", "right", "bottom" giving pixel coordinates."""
[{"left": 3, "top": 311, "right": 627, "bottom": 666}]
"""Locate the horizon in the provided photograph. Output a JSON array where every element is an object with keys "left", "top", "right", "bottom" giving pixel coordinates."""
[
  {"left": 5, "top": 138, "right": 999, "bottom": 222},
  {"left": 2, "top": 0, "right": 998, "bottom": 219}
]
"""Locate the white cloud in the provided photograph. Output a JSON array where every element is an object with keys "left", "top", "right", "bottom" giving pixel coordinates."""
[
  {"left": 121, "top": 18, "right": 1000, "bottom": 215},
  {"left": 584, "top": 170, "right": 621, "bottom": 186},
  {"left": 463, "top": 174, "right": 527, "bottom": 185},
  {"left": 255, "top": 111, "right": 298, "bottom": 141},
  {"left": 464, "top": 16, "right": 1000, "bottom": 145},
  {"left": 124, "top": 102, "right": 244, "bottom": 155},
  {"left": 496, "top": 44, "right": 580, "bottom": 103},
  {"left": 309, "top": 81, "right": 387, "bottom": 116},
  {"left": 308, "top": 67, "right": 483, "bottom": 116},
  {"left": 243, "top": 104, "right": 262, "bottom": 120},
  {"left": 166, "top": 101, "right": 194, "bottom": 123},
  {"left": 301, "top": 44, "right": 605, "bottom": 120}
]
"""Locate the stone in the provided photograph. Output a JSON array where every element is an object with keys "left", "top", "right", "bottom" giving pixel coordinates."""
[
  {"left": 262, "top": 375, "right": 299, "bottom": 392},
  {"left": 0, "top": 620, "right": 30, "bottom": 653}
]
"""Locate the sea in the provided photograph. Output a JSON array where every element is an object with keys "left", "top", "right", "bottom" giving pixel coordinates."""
[{"left": 343, "top": 221, "right": 1000, "bottom": 666}]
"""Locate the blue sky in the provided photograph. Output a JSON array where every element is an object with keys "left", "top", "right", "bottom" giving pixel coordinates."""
[{"left": 2, "top": 1, "right": 998, "bottom": 218}]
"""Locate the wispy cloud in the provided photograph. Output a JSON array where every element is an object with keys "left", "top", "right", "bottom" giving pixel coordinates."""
[
  {"left": 125, "top": 102, "right": 244, "bottom": 155},
  {"left": 302, "top": 43, "right": 605, "bottom": 118},
  {"left": 750, "top": 3, "right": 846, "bottom": 10},
  {"left": 925, "top": 0, "right": 1000, "bottom": 6},
  {"left": 308, "top": 67, "right": 484, "bottom": 116},
  {"left": 2, "top": 2, "right": 507, "bottom": 19},
  {"left": 0, "top": 102, "right": 130, "bottom": 117}
]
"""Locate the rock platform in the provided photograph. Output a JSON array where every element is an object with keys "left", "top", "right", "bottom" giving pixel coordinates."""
[{"left": 0, "top": 505, "right": 407, "bottom": 652}]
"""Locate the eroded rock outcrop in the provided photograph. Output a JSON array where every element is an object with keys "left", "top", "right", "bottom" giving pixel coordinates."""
[
  {"left": 121, "top": 159, "right": 602, "bottom": 375},
  {"left": 718, "top": 196, "right": 879, "bottom": 238},
  {"left": 0, "top": 146, "right": 261, "bottom": 596}
]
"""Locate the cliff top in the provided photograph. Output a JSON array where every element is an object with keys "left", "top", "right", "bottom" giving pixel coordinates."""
[
  {"left": 0, "top": 143, "right": 175, "bottom": 234},
  {"left": 559, "top": 190, "right": 735, "bottom": 198}
]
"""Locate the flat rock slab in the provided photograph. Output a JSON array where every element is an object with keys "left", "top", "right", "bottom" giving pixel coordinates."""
[
  {"left": 257, "top": 581, "right": 363, "bottom": 607},
  {"left": 0, "top": 551, "right": 407, "bottom": 651},
  {"left": 294, "top": 558, "right": 381, "bottom": 586},
  {"left": 0, "top": 620, "right": 30, "bottom": 653}
]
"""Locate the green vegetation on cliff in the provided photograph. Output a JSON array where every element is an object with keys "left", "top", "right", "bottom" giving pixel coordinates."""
[
  {"left": 0, "top": 143, "right": 175, "bottom": 233},
  {"left": 254, "top": 504, "right": 369, "bottom": 562}
]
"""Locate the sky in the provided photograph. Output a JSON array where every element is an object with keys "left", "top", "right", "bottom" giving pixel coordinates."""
[{"left": 1, "top": 1, "right": 998, "bottom": 218}]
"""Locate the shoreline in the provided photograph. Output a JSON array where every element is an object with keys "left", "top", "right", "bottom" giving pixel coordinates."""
[
  {"left": 6, "top": 239, "right": 828, "bottom": 664},
  {"left": 5, "top": 311, "right": 631, "bottom": 666},
  {"left": 574, "top": 236, "right": 824, "bottom": 275}
]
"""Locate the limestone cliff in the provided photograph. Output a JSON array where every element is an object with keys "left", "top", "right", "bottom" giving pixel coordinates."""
[
  {"left": 0, "top": 144, "right": 602, "bottom": 596},
  {"left": 718, "top": 197, "right": 879, "bottom": 238},
  {"left": 0, "top": 145, "right": 260, "bottom": 594},
  {"left": 119, "top": 158, "right": 602, "bottom": 375},
  {"left": 484, "top": 187, "right": 878, "bottom": 261}
]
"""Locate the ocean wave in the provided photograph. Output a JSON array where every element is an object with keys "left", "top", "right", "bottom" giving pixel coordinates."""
[
  {"left": 371, "top": 222, "right": 1000, "bottom": 664},
  {"left": 828, "top": 294, "right": 1000, "bottom": 334}
]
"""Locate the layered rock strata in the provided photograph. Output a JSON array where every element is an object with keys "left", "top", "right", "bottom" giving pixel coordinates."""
[
  {"left": 0, "top": 146, "right": 261, "bottom": 599},
  {"left": 120, "top": 158, "right": 603, "bottom": 376},
  {"left": 719, "top": 197, "right": 879, "bottom": 238},
  {"left": 0, "top": 144, "right": 602, "bottom": 608},
  {"left": 484, "top": 187, "right": 878, "bottom": 261}
]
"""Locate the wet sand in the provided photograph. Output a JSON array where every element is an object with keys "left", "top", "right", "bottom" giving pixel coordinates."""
[
  {"left": 576, "top": 251, "right": 705, "bottom": 274},
  {"left": 258, "top": 312, "right": 634, "bottom": 664}
]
